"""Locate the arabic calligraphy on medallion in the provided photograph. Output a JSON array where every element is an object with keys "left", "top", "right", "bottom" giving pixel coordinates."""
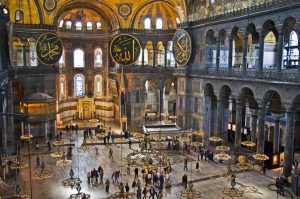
[
  {"left": 110, "top": 34, "right": 141, "bottom": 66},
  {"left": 172, "top": 29, "right": 192, "bottom": 67},
  {"left": 36, "top": 32, "right": 63, "bottom": 65}
]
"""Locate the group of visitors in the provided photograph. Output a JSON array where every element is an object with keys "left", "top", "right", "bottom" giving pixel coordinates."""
[{"left": 87, "top": 165, "right": 104, "bottom": 185}]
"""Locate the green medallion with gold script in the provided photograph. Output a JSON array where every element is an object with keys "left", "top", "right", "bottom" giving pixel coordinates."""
[
  {"left": 172, "top": 29, "right": 192, "bottom": 67},
  {"left": 36, "top": 32, "right": 63, "bottom": 65},
  {"left": 110, "top": 34, "right": 141, "bottom": 66}
]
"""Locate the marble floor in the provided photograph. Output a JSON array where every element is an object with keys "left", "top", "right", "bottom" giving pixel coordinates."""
[{"left": 1, "top": 126, "right": 296, "bottom": 199}]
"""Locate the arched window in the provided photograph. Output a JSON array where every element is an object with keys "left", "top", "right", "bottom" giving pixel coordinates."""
[
  {"left": 59, "top": 20, "right": 64, "bottom": 28},
  {"left": 94, "top": 75, "right": 102, "bottom": 97},
  {"left": 15, "top": 10, "right": 23, "bottom": 22},
  {"left": 283, "top": 31, "right": 299, "bottom": 69},
  {"left": 94, "top": 48, "right": 103, "bottom": 67},
  {"left": 144, "top": 18, "right": 151, "bottom": 29},
  {"left": 74, "top": 74, "right": 85, "bottom": 97},
  {"left": 96, "top": 22, "right": 102, "bottom": 30},
  {"left": 156, "top": 18, "right": 163, "bottom": 29},
  {"left": 144, "top": 49, "right": 148, "bottom": 65},
  {"left": 28, "top": 38, "right": 37, "bottom": 66},
  {"left": 74, "top": 49, "right": 84, "bottom": 68},
  {"left": 59, "top": 49, "right": 65, "bottom": 68},
  {"left": 87, "top": 22, "right": 93, "bottom": 30},
  {"left": 60, "top": 76, "right": 66, "bottom": 99},
  {"left": 66, "top": 21, "right": 72, "bottom": 29},
  {"left": 75, "top": 22, "right": 82, "bottom": 30},
  {"left": 176, "top": 17, "right": 180, "bottom": 24}
]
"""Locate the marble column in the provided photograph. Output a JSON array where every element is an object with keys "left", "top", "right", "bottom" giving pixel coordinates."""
[
  {"left": 28, "top": 123, "right": 31, "bottom": 134},
  {"left": 153, "top": 49, "right": 156, "bottom": 67},
  {"left": 273, "top": 113, "right": 281, "bottom": 153},
  {"left": 22, "top": 42, "right": 27, "bottom": 67},
  {"left": 159, "top": 90, "right": 164, "bottom": 121},
  {"left": 216, "top": 39, "right": 221, "bottom": 69},
  {"left": 283, "top": 110, "right": 295, "bottom": 177},
  {"left": 258, "top": 33, "right": 265, "bottom": 74},
  {"left": 21, "top": 121, "right": 24, "bottom": 136},
  {"left": 256, "top": 106, "right": 266, "bottom": 154},
  {"left": 164, "top": 48, "right": 168, "bottom": 67},
  {"left": 228, "top": 36, "right": 233, "bottom": 71},
  {"left": 216, "top": 98, "right": 224, "bottom": 138},
  {"left": 277, "top": 30, "right": 283, "bottom": 73},
  {"left": 235, "top": 100, "right": 243, "bottom": 152},
  {"left": 242, "top": 34, "right": 249, "bottom": 72},
  {"left": 142, "top": 48, "right": 145, "bottom": 66},
  {"left": 45, "top": 121, "right": 48, "bottom": 142},
  {"left": 250, "top": 109, "right": 258, "bottom": 143}
]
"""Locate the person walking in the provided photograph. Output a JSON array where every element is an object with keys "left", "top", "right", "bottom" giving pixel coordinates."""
[
  {"left": 137, "top": 186, "right": 142, "bottom": 199},
  {"left": 87, "top": 171, "right": 91, "bottom": 184},
  {"left": 184, "top": 159, "right": 188, "bottom": 171},
  {"left": 142, "top": 187, "right": 147, "bottom": 199},
  {"left": 109, "top": 148, "right": 113, "bottom": 160},
  {"left": 105, "top": 179, "right": 110, "bottom": 192},
  {"left": 196, "top": 162, "right": 199, "bottom": 172},
  {"left": 125, "top": 183, "right": 130, "bottom": 193},
  {"left": 35, "top": 141, "right": 39, "bottom": 150},
  {"left": 36, "top": 156, "right": 40, "bottom": 167},
  {"left": 134, "top": 167, "right": 139, "bottom": 179},
  {"left": 149, "top": 186, "right": 156, "bottom": 199}
]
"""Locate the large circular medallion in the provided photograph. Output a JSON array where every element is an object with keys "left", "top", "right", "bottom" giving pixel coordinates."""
[
  {"left": 118, "top": 4, "right": 132, "bottom": 17},
  {"left": 172, "top": 29, "right": 192, "bottom": 67},
  {"left": 36, "top": 32, "right": 63, "bottom": 65},
  {"left": 44, "top": 0, "right": 57, "bottom": 12},
  {"left": 110, "top": 34, "right": 141, "bottom": 66}
]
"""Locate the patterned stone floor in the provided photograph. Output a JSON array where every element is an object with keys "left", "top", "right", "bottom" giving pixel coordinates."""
[{"left": 1, "top": 127, "right": 295, "bottom": 199}]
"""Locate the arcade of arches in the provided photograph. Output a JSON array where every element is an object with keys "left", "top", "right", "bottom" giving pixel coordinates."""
[{"left": 1, "top": 0, "right": 300, "bottom": 199}]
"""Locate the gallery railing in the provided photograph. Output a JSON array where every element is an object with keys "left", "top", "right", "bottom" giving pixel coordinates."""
[{"left": 174, "top": 67, "right": 300, "bottom": 84}]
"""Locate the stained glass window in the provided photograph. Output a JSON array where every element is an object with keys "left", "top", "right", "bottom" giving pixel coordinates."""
[{"left": 94, "top": 48, "right": 103, "bottom": 67}]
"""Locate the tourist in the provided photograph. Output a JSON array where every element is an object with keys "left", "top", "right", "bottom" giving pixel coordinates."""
[
  {"left": 35, "top": 141, "right": 39, "bottom": 150},
  {"left": 142, "top": 187, "right": 147, "bottom": 199},
  {"left": 127, "top": 166, "right": 130, "bottom": 175},
  {"left": 87, "top": 171, "right": 91, "bottom": 184},
  {"left": 200, "top": 150, "right": 204, "bottom": 161},
  {"left": 196, "top": 162, "right": 199, "bottom": 172},
  {"left": 184, "top": 158, "right": 188, "bottom": 171},
  {"left": 134, "top": 167, "right": 139, "bottom": 179},
  {"left": 149, "top": 185, "right": 156, "bottom": 199},
  {"left": 109, "top": 148, "right": 113, "bottom": 160},
  {"left": 36, "top": 156, "right": 40, "bottom": 167},
  {"left": 137, "top": 186, "right": 142, "bottom": 199},
  {"left": 125, "top": 183, "right": 130, "bottom": 193},
  {"left": 182, "top": 174, "right": 188, "bottom": 188},
  {"left": 105, "top": 179, "right": 110, "bottom": 192}
]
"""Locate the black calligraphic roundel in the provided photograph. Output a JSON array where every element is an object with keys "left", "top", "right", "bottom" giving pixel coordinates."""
[
  {"left": 172, "top": 29, "right": 192, "bottom": 67},
  {"left": 36, "top": 32, "right": 63, "bottom": 65},
  {"left": 110, "top": 34, "right": 141, "bottom": 66}
]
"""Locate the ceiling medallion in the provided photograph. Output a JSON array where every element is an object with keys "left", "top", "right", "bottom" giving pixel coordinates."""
[
  {"left": 118, "top": 4, "right": 132, "bottom": 18},
  {"left": 44, "top": 0, "right": 57, "bottom": 12}
]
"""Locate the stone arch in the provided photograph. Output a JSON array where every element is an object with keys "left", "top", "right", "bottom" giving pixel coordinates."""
[
  {"left": 263, "top": 90, "right": 284, "bottom": 114},
  {"left": 130, "top": 0, "right": 177, "bottom": 29},
  {"left": 52, "top": 2, "right": 120, "bottom": 29}
]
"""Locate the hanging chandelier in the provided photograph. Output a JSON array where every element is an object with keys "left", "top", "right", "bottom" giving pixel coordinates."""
[
  {"left": 56, "top": 154, "right": 72, "bottom": 167},
  {"left": 62, "top": 169, "right": 82, "bottom": 188},
  {"left": 33, "top": 163, "right": 52, "bottom": 180},
  {"left": 209, "top": 136, "right": 222, "bottom": 142},
  {"left": 68, "top": 183, "right": 90, "bottom": 199},
  {"left": 180, "top": 183, "right": 201, "bottom": 199},
  {"left": 241, "top": 140, "right": 256, "bottom": 147}
]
